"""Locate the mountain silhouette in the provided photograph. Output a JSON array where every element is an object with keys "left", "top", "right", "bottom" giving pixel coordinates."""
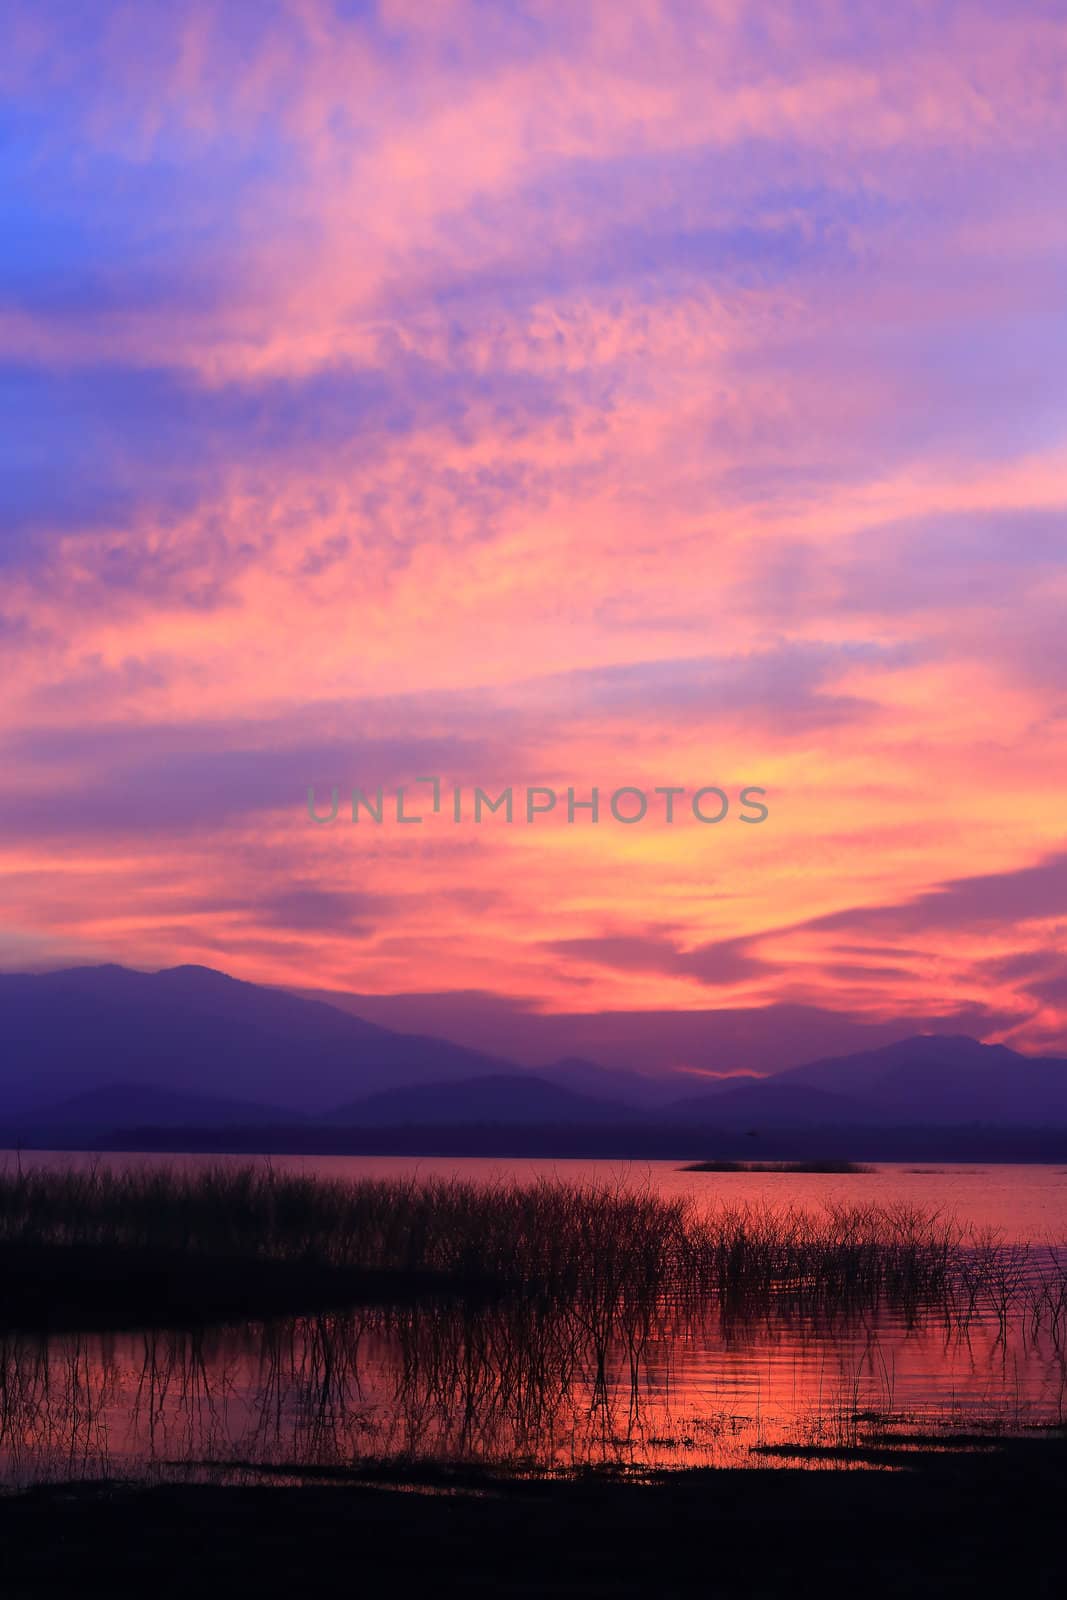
[
  {"left": 331, "top": 1074, "right": 641, "bottom": 1126},
  {"left": 15, "top": 1083, "right": 297, "bottom": 1141},
  {"left": 532, "top": 1057, "right": 675, "bottom": 1107},
  {"left": 3, "top": 966, "right": 1067, "bottom": 1137},
  {"left": 663, "top": 1080, "right": 873, "bottom": 1129},
  {"left": 0, "top": 963, "right": 519, "bottom": 1115},
  {"left": 769, "top": 1034, "right": 1067, "bottom": 1124}
]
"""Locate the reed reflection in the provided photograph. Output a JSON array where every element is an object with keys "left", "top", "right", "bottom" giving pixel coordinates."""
[{"left": 2, "top": 1233, "right": 1066, "bottom": 1482}]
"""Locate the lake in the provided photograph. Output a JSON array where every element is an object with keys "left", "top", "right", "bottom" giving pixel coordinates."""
[{"left": 2, "top": 1154, "right": 1065, "bottom": 1484}]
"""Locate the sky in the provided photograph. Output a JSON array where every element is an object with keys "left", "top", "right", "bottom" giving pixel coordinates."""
[{"left": 2, "top": 0, "right": 1067, "bottom": 1073}]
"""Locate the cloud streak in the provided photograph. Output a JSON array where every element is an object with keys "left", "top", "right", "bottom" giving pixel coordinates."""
[{"left": 1, "top": 0, "right": 1066, "bottom": 1057}]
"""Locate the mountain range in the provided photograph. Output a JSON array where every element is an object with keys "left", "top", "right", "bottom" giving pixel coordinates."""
[{"left": 3, "top": 964, "right": 1067, "bottom": 1145}]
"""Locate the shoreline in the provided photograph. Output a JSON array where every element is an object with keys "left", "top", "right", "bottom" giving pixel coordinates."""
[
  {"left": 3, "top": 1433, "right": 1065, "bottom": 1595},
  {"left": 4, "top": 1124, "right": 1066, "bottom": 1163}
]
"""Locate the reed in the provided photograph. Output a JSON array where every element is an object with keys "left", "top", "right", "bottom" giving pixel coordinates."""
[{"left": 0, "top": 1165, "right": 1063, "bottom": 1346}]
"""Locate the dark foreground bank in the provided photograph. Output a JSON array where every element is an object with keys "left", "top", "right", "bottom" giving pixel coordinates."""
[{"left": 2, "top": 1434, "right": 1065, "bottom": 1598}]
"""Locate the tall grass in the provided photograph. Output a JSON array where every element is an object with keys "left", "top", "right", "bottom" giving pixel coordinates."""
[
  {"left": 1, "top": 1165, "right": 1066, "bottom": 1479},
  {"left": 0, "top": 1164, "right": 1064, "bottom": 1339}
]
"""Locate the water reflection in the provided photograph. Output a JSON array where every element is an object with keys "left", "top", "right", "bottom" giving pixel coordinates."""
[{"left": 3, "top": 1266, "right": 1066, "bottom": 1483}]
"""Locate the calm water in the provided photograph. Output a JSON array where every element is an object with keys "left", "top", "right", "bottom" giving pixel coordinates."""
[{"left": 3, "top": 1154, "right": 1066, "bottom": 1483}]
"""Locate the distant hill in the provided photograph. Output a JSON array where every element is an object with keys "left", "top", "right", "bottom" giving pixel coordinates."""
[
  {"left": 3, "top": 966, "right": 1067, "bottom": 1142},
  {"left": 0, "top": 964, "right": 520, "bottom": 1115},
  {"left": 770, "top": 1034, "right": 1067, "bottom": 1125},
  {"left": 7, "top": 1083, "right": 297, "bottom": 1143},
  {"left": 533, "top": 1057, "right": 680, "bottom": 1107},
  {"left": 663, "top": 1081, "right": 874, "bottom": 1129},
  {"left": 331, "top": 1074, "right": 641, "bottom": 1126}
]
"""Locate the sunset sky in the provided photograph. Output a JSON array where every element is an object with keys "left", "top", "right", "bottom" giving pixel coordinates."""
[{"left": 3, "top": 1, "right": 1067, "bottom": 1073}]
